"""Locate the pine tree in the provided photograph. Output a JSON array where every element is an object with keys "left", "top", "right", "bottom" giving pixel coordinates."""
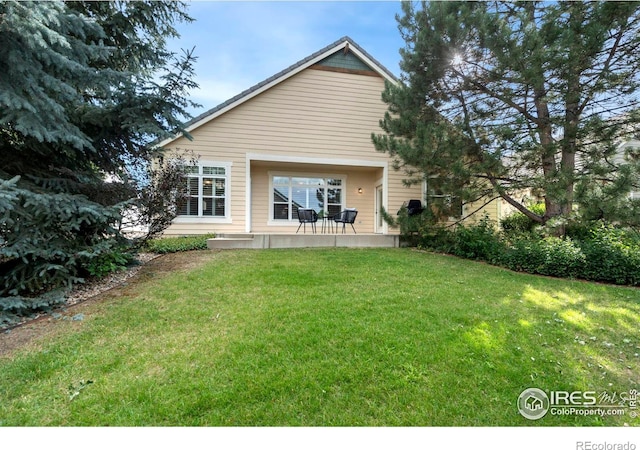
[
  {"left": 0, "top": 1, "right": 198, "bottom": 307},
  {"left": 373, "top": 1, "right": 640, "bottom": 230}
]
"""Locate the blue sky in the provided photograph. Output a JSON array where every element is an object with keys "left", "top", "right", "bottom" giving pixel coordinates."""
[{"left": 166, "top": 1, "right": 406, "bottom": 117}]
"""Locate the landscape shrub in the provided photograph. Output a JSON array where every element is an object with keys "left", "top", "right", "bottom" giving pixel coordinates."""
[
  {"left": 500, "top": 203, "right": 545, "bottom": 235},
  {"left": 391, "top": 204, "right": 439, "bottom": 248},
  {"left": 564, "top": 220, "right": 597, "bottom": 241},
  {"left": 144, "top": 234, "right": 215, "bottom": 254},
  {"left": 417, "top": 224, "right": 458, "bottom": 254},
  {"left": 500, "top": 239, "right": 545, "bottom": 274},
  {"left": 579, "top": 224, "right": 640, "bottom": 286},
  {"left": 451, "top": 217, "right": 505, "bottom": 264},
  {"left": 0, "top": 290, "right": 67, "bottom": 327},
  {"left": 84, "top": 246, "right": 137, "bottom": 278},
  {"left": 416, "top": 216, "right": 639, "bottom": 286},
  {"left": 418, "top": 217, "right": 505, "bottom": 263},
  {"left": 540, "top": 237, "right": 587, "bottom": 279},
  {"left": 503, "top": 237, "right": 586, "bottom": 279}
]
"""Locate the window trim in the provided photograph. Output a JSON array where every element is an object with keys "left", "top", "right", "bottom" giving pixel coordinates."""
[
  {"left": 174, "top": 161, "right": 232, "bottom": 224},
  {"left": 427, "top": 193, "right": 465, "bottom": 221},
  {"left": 267, "top": 171, "right": 347, "bottom": 226}
]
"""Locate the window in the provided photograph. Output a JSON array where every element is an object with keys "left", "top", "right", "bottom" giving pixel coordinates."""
[
  {"left": 179, "top": 164, "right": 229, "bottom": 218},
  {"left": 427, "top": 193, "right": 463, "bottom": 219},
  {"left": 272, "top": 175, "right": 343, "bottom": 220}
]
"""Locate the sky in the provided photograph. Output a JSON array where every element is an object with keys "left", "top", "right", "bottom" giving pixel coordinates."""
[{"left": 165, "top": 1, "right": 406, "bottom": 117}]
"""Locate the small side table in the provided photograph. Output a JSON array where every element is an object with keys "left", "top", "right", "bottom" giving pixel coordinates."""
[{"left": 320, "top": 215, "right": 334, "bottom": 233}]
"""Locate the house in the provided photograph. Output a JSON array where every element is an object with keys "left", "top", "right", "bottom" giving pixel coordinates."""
[
  {"left": 159, "top": 36, "right": 425, "bottom": 236},
  {"left": 616, "top": 139, "right": 640, "bottom": 200}
]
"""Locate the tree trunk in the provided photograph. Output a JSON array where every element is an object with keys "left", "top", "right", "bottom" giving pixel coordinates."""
[
  {"left": 560, "top": 4, "right": 584, "bottom": 220},
  {"left": 523, "top": 3, "right": 562, "bottom": 227}
]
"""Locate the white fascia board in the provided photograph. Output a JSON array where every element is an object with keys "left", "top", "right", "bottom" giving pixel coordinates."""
[{"left": 346, "top": 45, "right": 397, "bottom": 84}]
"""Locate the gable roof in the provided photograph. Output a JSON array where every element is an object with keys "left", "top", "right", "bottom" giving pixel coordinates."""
[{"left": 160, "top": 36, "right": 397, "bottom": 147}]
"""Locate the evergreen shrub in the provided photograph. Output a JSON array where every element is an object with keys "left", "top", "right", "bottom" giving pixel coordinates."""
[{"left": 0, "top": 290, "right": 67, "bottom": 327}]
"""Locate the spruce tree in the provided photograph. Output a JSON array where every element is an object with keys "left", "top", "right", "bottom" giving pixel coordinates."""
[
  {"left": 0, "top": 0, "right": 198, "bottom": 312},
  {"left": 373, "top": 1, "right": 640, "bottom": 230}
]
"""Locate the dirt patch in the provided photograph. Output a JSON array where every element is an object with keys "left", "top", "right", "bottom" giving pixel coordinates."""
[{"left": 0, "top": 250, "right": 219, "bottom": 358}]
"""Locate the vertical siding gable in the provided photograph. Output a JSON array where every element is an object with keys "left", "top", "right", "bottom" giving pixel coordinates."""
[{"left": 313, "top": 48, "right": 377, "bottom": 74}]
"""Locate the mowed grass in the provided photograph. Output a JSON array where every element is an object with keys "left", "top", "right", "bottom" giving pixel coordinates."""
[{"left": 0, "top": 248, "right": 639, "bottom": 426}]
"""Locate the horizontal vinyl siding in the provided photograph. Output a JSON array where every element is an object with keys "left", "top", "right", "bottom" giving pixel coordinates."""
[
  {"left": 346, "top": 171, "right": 374, "bottom": 229},
  {"left": 251, "top": 168, "right": 270, "bottom": 232},
  {"left": 185, "top": 70, "right": 392, "bottom": 162},
  {"left": 456, "top": 197, "right": 500, "bottom": 228},
  {"left": 163, "top": 67, "right": 421, "bottom": 234},
  {"left": 163, "top": 223, "right": 218, "bottom": 236},
  {"left": 386, "top": 157, "right": 422, "bottom": 211}
]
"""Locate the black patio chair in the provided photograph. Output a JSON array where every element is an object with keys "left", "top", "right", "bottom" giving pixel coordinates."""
[
  {"left": 296, "top": 208, "right": 318, "bottom": 234},
  {"left": 333, "top": 208, "right": 357, "bottom": 234}
]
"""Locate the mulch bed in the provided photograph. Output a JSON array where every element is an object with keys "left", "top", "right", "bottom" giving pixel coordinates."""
[{"left": 0, "top": 253, "right": 160, "bottom": 356}]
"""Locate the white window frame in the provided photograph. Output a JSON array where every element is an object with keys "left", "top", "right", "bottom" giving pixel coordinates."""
[
  {"left": 267, "top": 171, "right": 347, "bottom": 226},
  {"left": 425, "top": 176, "right": 465, "bottom": 220},
  {"left": 427, "top": 194, "right": 465, "bottom": 220},
  {"left": 174, "top": 161, "right": 232, "bottom": 224}
]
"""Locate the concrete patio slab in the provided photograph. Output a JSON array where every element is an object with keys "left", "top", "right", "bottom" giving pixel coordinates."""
[{"left": 207, "top": 233, "right": 399, "bottom": 250}]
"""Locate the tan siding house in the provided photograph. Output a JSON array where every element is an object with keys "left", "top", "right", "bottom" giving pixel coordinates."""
[
  {"left": 617, "top": 139, "right": 640, "bottom": 200},
  {"left": 160, "top": 37, "right": 423, "bottom": 235}
]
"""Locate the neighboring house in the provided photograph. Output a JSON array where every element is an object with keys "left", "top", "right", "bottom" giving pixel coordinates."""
[
  {"left": 159, "top": 36, "right": 425, "bottom": 235},
  {"left": 617, "top": 139, "right": 640, "bottom": 200}
]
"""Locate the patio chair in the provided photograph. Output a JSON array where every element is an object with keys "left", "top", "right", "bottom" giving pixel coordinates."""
[
  {"left": 406, "top": 199, "right": 424, "bottom": 216},
  {"left": 333, "top": 208, "right": 357, "bottom": 234},
  {"left": 296, "top": 208, "right": 318, "bottom": 234}
]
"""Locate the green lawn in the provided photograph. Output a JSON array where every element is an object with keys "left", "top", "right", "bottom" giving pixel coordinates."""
[{"left": 1, "top": 248, "right": 639, "bottom": 426}]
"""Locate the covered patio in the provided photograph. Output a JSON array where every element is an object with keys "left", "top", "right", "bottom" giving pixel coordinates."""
[{"left": 248, "top": 158, "right": 388, "bottom": 234}]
